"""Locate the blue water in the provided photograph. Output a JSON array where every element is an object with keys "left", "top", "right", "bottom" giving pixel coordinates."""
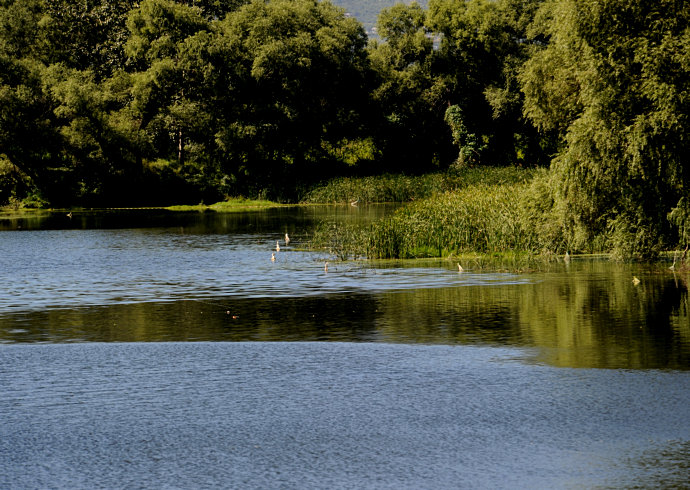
[
  {"left": 1, "top": 342, "right": 688, "bottom": 489},
  {"left": 1, "top": 208, "right": 689, "bottom": 488},
  {"left": 0, "top": 228, "right": 529, "bottom": 311}
]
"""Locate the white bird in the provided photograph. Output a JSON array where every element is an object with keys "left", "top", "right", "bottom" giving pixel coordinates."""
[
  {"left": 350, "top": 199, "right": 359, "bottom": 206},
  {"left": 457, "top": 263, "right": 464, "bottom": 272},
  {"left": 564, "top": 251, "right": 571, "bottom": 263},
  {"left": 271, "top": 252, "right": 276, "bottom": 262},
  {"left": 285, "top": 233, "right": 290, "bottom": 246},
  {"left": 276, "top": 241, "right": 280, "bottom": 252},
  {"left": 632, "top": 276, "right": 641, "bottom": 286},
  {"left": 324, "top": 261, "right": 329, "bottom": 272}
]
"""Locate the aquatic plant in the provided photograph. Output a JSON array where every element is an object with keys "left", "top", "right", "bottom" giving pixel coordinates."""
[
  {"left": 364, "top": 183, "right": 538, "bottom": 258},
  {"left": 300, "top": 167, "right": 535, "bottom": 204},
  {"left": 309, "top": 220, "right": 369, "bottom": 260}
]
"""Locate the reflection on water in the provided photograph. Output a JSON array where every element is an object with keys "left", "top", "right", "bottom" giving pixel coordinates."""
[
  {"left": 2, "top": 208, "right": 689, "bottom": 488},
  {"left": 0, "top": 208, "right": 689, "bottom": 369}
]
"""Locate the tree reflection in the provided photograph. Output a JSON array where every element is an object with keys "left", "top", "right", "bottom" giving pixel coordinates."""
[{"left": 1, "top": 261, "right": 689, "bottom": 369}]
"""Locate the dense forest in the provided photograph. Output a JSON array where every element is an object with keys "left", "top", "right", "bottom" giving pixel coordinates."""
[{"left": 1, "top": 0, "right": 689, "bottom": 256}]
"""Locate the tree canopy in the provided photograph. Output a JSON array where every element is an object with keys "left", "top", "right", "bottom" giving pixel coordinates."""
[
  {"left": 521, "top": 0, "right": 690, "bottom": 257},
  {"left": 1, "top": 0, "right": 689, "bottom": 257}
]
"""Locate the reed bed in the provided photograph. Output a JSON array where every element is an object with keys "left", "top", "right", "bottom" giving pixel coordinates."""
[
  {"left": 309, "top": 167, "right": 682, "bottom": 262},
  {"left": 309, "top": 181, "right": 547, "bottom": 260},
  {"left": 300, "top": 167, "right": 535, "bottom": 204},
  {"left": 365, "top": 183, "right": 539, "bottom": 259},
  {"left": 307, "top": 167, "right": 575, "bottom": 261}
]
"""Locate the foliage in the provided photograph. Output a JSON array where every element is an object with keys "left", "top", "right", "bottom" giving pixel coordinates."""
[
  {"left": 209, "top": 0, "right": 373, "bottom": 193},
  {"left": 165, "top": 197, "right": 279, "bottom": 211},
  {"left": 368, "top": 1, "right": 451, "bottom": 172},
  {"left": 444, "top": 105, "right": 486, "bottom": 165},
  {"left": 427, "top": 0, "right": 549, "bottom": 166},
  {"left": 309, "top": 220, "right": 370, "bottom": 260},
  {"left": 365, "top": 183, "right": 538, "bottom": 259},
  {"left": 521, "top": 0, "right": 690, "bottom": 259},
  {"left": 307, "top": 167, "right": 550, "bottom": 260},
  {"left": 330, "top": 0, "right": 428, "bottom": 37},
  {"left": 301, "top": 173, "right": 451, "bottom": 204},
  {"left": 0, "top": 0, "right": 689, "bottom": 260}
]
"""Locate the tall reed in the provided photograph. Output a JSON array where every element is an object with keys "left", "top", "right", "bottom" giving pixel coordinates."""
[
  {"left": 300, "top": 167, "right": 535, "bottom": 204},
  {"left": 365, "top": 183, "right": 539, "bottom": 258}
]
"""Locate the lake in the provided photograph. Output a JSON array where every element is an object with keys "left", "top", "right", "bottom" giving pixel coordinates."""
[{"left": 1, "top": 207, "right": 688, "bottom": 488}]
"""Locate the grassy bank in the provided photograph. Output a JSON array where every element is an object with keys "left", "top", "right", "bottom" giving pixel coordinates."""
[
  {"left": 365, "top": 184, "right": 538, "bottom": 258},
  {"left": 1, "top": 197, "right": 282, "bottom": 214},
  {"left": 165, "top": 197, "right": 281, "bottom": 212}
]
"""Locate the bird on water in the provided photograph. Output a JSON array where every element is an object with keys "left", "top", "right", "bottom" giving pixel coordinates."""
[
  {"left": 276, "top": 241, "right": 280, "bottom": 252},
  {"left": 285, "top": 233, "right": 290, "bottom": 246},
  {"left": 271, "top": 252, "right": 276, "bottom": 262}
]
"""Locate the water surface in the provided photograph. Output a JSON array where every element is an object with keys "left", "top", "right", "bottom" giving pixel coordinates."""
[
  {"left": 1, "top": 207, "right": 689, "bottom": 488},
  {"left": 2, "top": 342, "right": 688, "bottom": 489}
]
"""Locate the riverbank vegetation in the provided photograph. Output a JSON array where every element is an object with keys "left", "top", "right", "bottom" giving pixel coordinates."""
[
  {"left": 1, "top": 0, "right": 689, "bottom": 258},
  {"left": 165, "top": 197, "right": 280, "bottom": 212},
  {"left": 300, "top": 166, "right": 531, "bottom": 204},
  {"left": 310, "top": 168, "right": 550, "bottom": 260}
]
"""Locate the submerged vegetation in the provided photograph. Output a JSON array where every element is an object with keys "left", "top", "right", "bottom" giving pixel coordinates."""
[{"left": 1, "top": 0, "right": 689, "bottom": 258}]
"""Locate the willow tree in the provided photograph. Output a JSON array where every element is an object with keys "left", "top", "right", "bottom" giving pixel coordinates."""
[{"left": 521, "top": 0, "right": 690, "bottom": 258}]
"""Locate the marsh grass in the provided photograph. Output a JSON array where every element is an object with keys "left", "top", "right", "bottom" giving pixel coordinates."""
[
  {"left": 309, "top": 182, "right": 545, "bottom": 261},
  {"left": 365, "top": 184, "right": 539, "bottom": 258},
  {"left": 300, "top": 167, "right": 535, "bottom": 204},
  {"left": 309, "top": 220, "right": 369, "bottom": 260},
  {"left": 308, "top": 167, "right": 595, "bottom": 262}
]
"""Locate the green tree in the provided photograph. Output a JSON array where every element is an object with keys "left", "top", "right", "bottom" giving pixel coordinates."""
[
  {"left": 125, "top": 0, "right": 214, "bottom": 173},
  {"left": 520, "top": 0, "right": 690, "bottom": 258},
  {"left": 427, "top": 0, "right": 546, "bottom": 166},
  {"left": 368, "top": 1, "right": 454, "bottom": 172},
  {"left": 39, "top": 0, "right": 138, "bottom": 79},
  {"left": 0, "top": 0, "right": 144, "bottom": 205},
  {"left": 0, "top": 57, "right": 62, "bottom": 202},
  {"left": 210, "top": 0, "right": 372, "bottom": 196}
]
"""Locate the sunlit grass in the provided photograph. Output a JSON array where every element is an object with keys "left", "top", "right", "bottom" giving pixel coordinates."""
[
  {"left": 308, "top": 167, "right": 562, "bottom": 261},
  {"left": 165, "top": 197, "right": 281, "bottom": 212},
  {"left": 300, "top": 167, "right": 535, "bottom": 204},
  {"left": 364, "top": 183, "right": 540, "bottom": 258}
]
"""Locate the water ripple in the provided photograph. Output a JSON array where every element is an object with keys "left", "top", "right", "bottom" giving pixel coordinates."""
[{"left": 0, "top": 229, "right": 530, "bottom": 312}]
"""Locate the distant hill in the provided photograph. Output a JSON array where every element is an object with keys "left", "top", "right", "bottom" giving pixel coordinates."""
[{"left": 329, "top": 0, "right": 428, "bottom": 38}]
